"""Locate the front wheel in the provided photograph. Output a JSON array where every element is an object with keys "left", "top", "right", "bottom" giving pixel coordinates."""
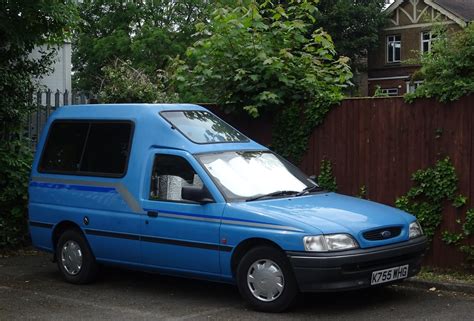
[
  {"left": 56, "top": 229, "right": 98, "bottom": 284},
  {"left": 236, "top": 246, "right": 298, "bottom": 312}
]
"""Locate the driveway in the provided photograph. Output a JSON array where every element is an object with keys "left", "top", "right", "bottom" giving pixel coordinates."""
[{"left": 0, "top": 252, "right": 473, "bottom": 320}]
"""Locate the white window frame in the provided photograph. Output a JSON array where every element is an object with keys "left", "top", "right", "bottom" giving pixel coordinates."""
[
  {"left": 421, "top": 31, "right": 436, "bottom": 53},
  {"left": 387, "top": 35, "right": 401, "bottom": 63},
  {"left": 381, "top": 88, "right": 399, "bottom": 96},
  {"left": 406, "top": 81, "right": 424, "bottom": 93}
]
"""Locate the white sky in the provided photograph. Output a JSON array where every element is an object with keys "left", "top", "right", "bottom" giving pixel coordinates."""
[{"left": 385, "top": 0, "right": 395, "bottom": 9}]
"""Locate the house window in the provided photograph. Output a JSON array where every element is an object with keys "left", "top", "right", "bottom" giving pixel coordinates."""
[
  {"left": 387, "top": 35, "right": 401, "bottom": 63},
  {"left": 421, "top": 31, "right": 436, "bottom": 53},
  {"left": 406, "top": 81, "right": 424, "bottom": 93},
  {"left": 381, "top": 88, "right": 399, "bottom": 96}
]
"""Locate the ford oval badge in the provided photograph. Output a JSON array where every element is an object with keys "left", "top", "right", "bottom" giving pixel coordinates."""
[{"left": 381, "top": 230, "right": 392, "bottom": 239}]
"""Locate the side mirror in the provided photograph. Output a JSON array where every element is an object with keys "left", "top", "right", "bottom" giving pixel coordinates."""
[
  {"left": 308, "top": 175, "right": 317, "bottom": 184},
  {"left": 181, "top": 186, "right": 214, "bottom": 204}
]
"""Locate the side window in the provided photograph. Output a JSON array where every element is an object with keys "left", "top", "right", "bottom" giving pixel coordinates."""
[
  {"left": 39, "top": 122, "right": 89, "bottom": 172},
  {"left": 150, "top": 154, "right": 204, "bottom": 202},
  {"left": 39, "top": 120, "right": 133, "bottom": 176},
  {"left": 80, "top": 123, "right": 132, "bottom": 174}
]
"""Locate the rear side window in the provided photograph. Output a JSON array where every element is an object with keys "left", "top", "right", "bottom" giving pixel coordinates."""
[
  {"left": 39, "top": 122, "right": 89, "bottom": 173},
  {"left": 80, "top": 123, "right": 131, "bottom": 174},
  {"left": 39, "top": 121, "right": 133, "bottom": 177}
]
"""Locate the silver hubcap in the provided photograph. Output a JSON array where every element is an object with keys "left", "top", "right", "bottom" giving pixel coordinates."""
[
  {"left": 247, "top": 259, "right": 284, "bottom": 302},
  {"left": 61, "top": 240, "right": 83, "bottom": 275}
]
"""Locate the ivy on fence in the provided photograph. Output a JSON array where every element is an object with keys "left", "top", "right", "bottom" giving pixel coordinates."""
[
  {"left": 317, "top": 159, "right": 338, "bottom": 192},
  {"left": 395, "top": 157, "right": 474, "bottom": 268}
]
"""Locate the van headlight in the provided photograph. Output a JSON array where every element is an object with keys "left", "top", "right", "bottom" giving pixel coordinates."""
[
  {"left": 409, "top": 221, "right": 423, "bottom": 239},
  {"left": 303, "top": 234, "right": 359, "bottom": 252}
]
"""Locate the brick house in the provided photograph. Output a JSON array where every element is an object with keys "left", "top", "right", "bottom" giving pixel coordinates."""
[{"left": 367, "top": 0, "right": 474, "bottom": 96}]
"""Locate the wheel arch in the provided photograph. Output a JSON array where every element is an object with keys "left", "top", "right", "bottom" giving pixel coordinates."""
[
  {"left": 51, "top": 220, "right": 84, "bottom": 261},
  {"left": 230, "top": 237, "right": 285, "bottom": 277}
]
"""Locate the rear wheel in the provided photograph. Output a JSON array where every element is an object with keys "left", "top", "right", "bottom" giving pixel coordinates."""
[
  {"left": 56, "top": 229, "right": 98, "bottom": 284},
  {"left": 236, "top": 246, "right": 298, "bottom": 312}
]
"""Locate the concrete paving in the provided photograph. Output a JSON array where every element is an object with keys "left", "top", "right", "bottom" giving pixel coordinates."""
[{"left": 1, "top": 252, "right": 473, "bottom": 320}]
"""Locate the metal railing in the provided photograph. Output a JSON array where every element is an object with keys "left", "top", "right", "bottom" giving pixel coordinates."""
[{"left": 28, "top": 90, "right": 94, "bottom": 148}]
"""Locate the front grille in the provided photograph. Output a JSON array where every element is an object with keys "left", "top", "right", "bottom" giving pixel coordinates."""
[{"left": 363, "top": 226, "right": 402, "bottom": 241}]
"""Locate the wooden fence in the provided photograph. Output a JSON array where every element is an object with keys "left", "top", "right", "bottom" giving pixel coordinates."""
[{"left": 210, "top": 96, "right": 474, "bottom": 268}]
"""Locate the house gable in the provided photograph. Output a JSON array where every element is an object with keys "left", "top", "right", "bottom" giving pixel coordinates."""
[
  {"left": 365, "top": 0, "right": 472, "bottom": 96},
  {"left": 385, "top": 0, "right": 466, "bottom": 31}
]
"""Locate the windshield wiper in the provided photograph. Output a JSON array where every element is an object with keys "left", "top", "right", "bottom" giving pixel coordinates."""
[
  {"left": 295, "top": 185, "right": 324, "bottom": 196},
  {"left": 246, "top": 190, "right": 299, "bottom": 202}
]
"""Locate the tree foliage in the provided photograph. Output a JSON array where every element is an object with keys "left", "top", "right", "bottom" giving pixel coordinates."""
[
  {"left": 174, "top": 0, "right": 352, "bottom": 115},
  {"left": 73, "top": 0, "right": 211, "bottom": 92},
  {"left": 0, "top": 0, "right": 77, "bottom": 248},
  {"left": 406, "top": 23, "right": 474, "bottom": 102},
  {"left": 173, "top": 0, "right": 352, "bottom": 160},
  {"left": 315, "top": 0, "right": 387, "bottom": 64},
  {"left": 99, "top": 59, "right": 178, "bottom": 103}
]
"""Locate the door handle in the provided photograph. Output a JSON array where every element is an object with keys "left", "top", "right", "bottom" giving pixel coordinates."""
[{"left": 147, "top": 211, "right": 158, "bottom": 218}]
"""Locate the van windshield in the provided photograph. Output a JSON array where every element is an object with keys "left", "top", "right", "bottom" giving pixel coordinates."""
[
  {"left": 197, "top": 151, "right": 316, "bottom": 201},
  {"left": 161, "top": 110, "right": 248, "bottom": 144}
]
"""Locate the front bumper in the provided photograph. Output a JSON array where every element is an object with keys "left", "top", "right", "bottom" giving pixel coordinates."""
[{"left": 287, "top": 236, "right": 427, "bottom": 292}]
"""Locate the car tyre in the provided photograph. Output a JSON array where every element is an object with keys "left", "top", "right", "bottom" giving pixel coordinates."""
[
  {"left": 56, "top": 229, "right": 98, "bottom": 284},
  {"left": 236, "top": 246, "right": 298, "bottom": 312}
]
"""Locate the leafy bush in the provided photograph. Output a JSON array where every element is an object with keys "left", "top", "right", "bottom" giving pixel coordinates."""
[
  {"left": 395, "top": 158, "right": 458, "bottom": 242},
  {"left": 172, "top": 0, "right": 351, "bottom": 161},
  {"left": 99, "top": 59, "right": 178, "bottom": 103},
  {"left": 174, "top": 0, "right": 351, "bottom": 115},
  {"left": 317, "top": 160, "right": 338, "bottom": 192},
  {"left": 406, "top": 23, "right": 474, "bottom": 102},
  {"left": 395, "top": 157, "right": 474, "bottom": 267},
  {"left": 0, "top": 140, "right": 32, "bottom": 248}
]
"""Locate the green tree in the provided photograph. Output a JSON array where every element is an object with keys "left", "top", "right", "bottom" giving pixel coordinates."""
[
  {"left": 0, "top": 0, "right": 78, "bottom": 248},
  {"left": 406, "top": 23, "right": 474, "bottom": 103},
  {"left": 73, "top": 0, "right": 211, "bottom": 92},
  {"left": 173, "top": 0, "right": 352, "bottom": 115},
  {"left": 315, "top": 0, "right": 387, "bottom": 64},
  {"left": 172, "top": 0, "right": 352, "bottom": 161}
]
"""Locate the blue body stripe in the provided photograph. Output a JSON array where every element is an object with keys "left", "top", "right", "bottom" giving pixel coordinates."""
[
  {"left": 29, "top": 181, "right": 116, "bottom": 193},
  {"left": 145, "top": 208, "right": 286, "bottom": 226}
]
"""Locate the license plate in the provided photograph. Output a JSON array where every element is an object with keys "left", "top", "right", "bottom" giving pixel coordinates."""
[{"left": 371, "top": 264, "right": 409, "bottom": 285}]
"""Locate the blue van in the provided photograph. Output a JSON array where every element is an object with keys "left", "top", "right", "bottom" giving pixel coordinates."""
[{"left": 29, "top": 104, "right": 427, "bottom": 312}]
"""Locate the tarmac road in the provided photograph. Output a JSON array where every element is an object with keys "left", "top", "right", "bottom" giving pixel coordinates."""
[{"left": 1, "top": 252, "right": 473, "bottom": 321}]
